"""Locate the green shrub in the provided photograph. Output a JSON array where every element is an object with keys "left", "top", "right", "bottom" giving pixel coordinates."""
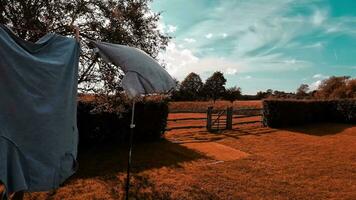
[
  {"left": 263, "top": 99, "right": 356, "bottom": 127},
  {"left": 77, "top": 98, "right": 169, "bottom": 145}
]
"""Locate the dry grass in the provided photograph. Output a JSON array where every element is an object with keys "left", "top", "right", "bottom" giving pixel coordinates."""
[
  {"left": 10, "top": 114, "right": 354, "bottom": 200},
  {"left": 169, "top": 100, "right": 262, "bottom": 113}
]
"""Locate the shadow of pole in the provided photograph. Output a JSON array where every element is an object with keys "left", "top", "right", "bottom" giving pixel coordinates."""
[{"left": 74, "top": 139, "right": 207, "bottom": 179}]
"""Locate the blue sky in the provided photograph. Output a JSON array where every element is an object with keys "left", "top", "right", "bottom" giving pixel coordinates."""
[{"left": 151, "top": 0, "right": 356, "bottom": 94}]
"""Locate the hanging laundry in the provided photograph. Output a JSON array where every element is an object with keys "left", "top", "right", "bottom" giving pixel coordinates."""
[
  {"left": 0, "top": 24, "right": 80, "bottom": 197},
  {"left": 92, "top": 41, "right": 176, "bottom": 98}
]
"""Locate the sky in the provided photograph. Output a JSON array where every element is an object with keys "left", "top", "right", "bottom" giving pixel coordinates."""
[{"left": 150, "top": 0, "right": 356, "bottom": 94}]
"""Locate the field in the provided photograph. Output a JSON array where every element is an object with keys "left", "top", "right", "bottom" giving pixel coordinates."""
[
  {"left": 21, "top": 123, "right": 356, "bottom": 200},
  {"left": 3, "top": 100, "right": 356, "bottom": 200},
  {"left": 169, "top": 100, "right": 262, "bottom": 113}
]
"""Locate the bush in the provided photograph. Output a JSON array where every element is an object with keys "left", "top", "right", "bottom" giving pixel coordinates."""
[
  {"left": 77, "top": 98, "right": 169, "bottom": 146},
  {"left": 263, "top": 99, "right": 356, "bottom": 127},
  {"left": 123, "top": 100, "right": 169, "bottom": 141}
]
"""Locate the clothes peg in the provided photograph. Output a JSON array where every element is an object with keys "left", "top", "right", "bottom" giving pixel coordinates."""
[{"left": 73, "top": 25, "right": 80, "bottom": 42}]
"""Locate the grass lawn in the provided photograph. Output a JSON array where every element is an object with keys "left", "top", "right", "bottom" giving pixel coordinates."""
[{"left": 21, "top": 120, "right": 356, "bottom": 200}]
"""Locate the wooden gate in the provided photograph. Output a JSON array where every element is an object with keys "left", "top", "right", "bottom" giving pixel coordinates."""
[{"left": 206, "top": 107, "right": 233, "bottom": 132}]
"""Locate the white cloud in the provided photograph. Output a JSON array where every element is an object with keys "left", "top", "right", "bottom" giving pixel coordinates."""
[
  {"left": 155, "top": 21, "right": 179, "bottom": 34},
  {"left": 312, "top": 10, "right": 328, "bottom": 26},
  {"left": 284, "top": 59, "right": 296, "bottom": 65},
  {"left": 333, "top": 49, "right": 338, "bottom": 61},
  {"left": 158, "top": 41, "right": 310, "bottom": 81},
  {"left": 156, "top": 21, "right": 166, "bottom": 33},
  {"left": 183, "top": 38, "right": 196, "bottom": 43},
  {"left": 167, "top": 25, "right": 177, "bottom": 33},
  {"left": 156, "top": 0, "right": 355, "bottom": 83},
  {"left": 313, "top": 74, "right": 328, "bottom": 79},
  {"left": 303, "top": 42, "right": 324, "bottom": 49},
  {"left": 310, "top": 73, "right": 329, "bottom": 90},
  {"left": 205, "top": 33, "right": 213, "bottom": 39},
  {"left": 243, "top": 75, "right": 252, "bottom": 79},
  {"left": 310, "top": 80, "right": 322, "bottom": 90},
  {"left": 226, "top": 68, "right": 238, "bottom": 75},
  {"left": 158, "top": 42, "right": 199, "bottom": 78},
  {"left": 158, "top": 42, "right": 247, "bottom": 80}
]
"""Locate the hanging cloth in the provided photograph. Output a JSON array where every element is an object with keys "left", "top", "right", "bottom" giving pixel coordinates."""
[
  {"left": 92, "top": 41, "right": 176, "bottom": 98},
  {"left": 0, "top": 25, "right": 80, "bottom": 197}
]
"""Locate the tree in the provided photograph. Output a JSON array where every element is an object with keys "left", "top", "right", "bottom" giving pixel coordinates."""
[
  {"left": 224, "top": 87, "right": 241, "bottom": 103},
  {"left": 0, "top": 0, "right": 170, "bottom": 94},
  {"left": 170, "top": 78, "right": 181, "bottom": 100},
  {"left": 346, "top": 79, "right": 356, "bottom": 98},
  {"left": 272, "top": 90, "right": 295, "bottom": 99},
  {"left": 202, "top": 71, "right": 227, "bottom": 102},
  {"left": 316, "top": 76, "right": 350, "bottom": 98},
  {"left": 256, "top": 89, "right": 273, "bottom": 99},
  {"left": 178, "top": 73, "right": 203, "bottom": 100},
  {"left": 296, "top": 84, "right": 309, "bottom": 98}
]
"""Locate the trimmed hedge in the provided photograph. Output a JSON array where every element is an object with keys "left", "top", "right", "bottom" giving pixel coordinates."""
[
  {"left": 77, "top": 99, "right": 169, "bottom": 145},
  {"left": 263, "top": 99, "right": 356, "bottom": 127}
]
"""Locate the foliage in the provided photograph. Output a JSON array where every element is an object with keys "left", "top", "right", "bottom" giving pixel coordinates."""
[
  {"left": 296, "top": 84, "right": 309, "bottom": 98},
  {"left": 175, "top": 73, "right": 203, "bottom": 101},
  {"left": 256, "top": 89, "right": 273, "bottom": 99},
  {"left": 0, "top": 0, "right": 170, "bottom": 94},
  {"left": 130, "top": 99, "right": 169, "bottom": 141},
  {"left": 171, "top": 72, "right": 231, "bottom": 102},
  {"left": 346, "top": 79, "right": 356, "bottom": 97},
  {"left": 224, "top": 87, "right": 241, "bottom": 103},
  {"left": 201, "top": 71, "right": 227, "bottom": 102},
  {"left": 256, "top": 76, "right": 355, "bottom": 100},
  {"left": 315, "top": 76, "right": 355, "bottom": 99},
  {"left": 77, "top": 97, "right": 169, "bottom": 145},
  {"left": 263, "top": 99, "right": 356, "bottom": 127},
  {"left": 272, "top": 90, "right": 295, "bottom": 99}
]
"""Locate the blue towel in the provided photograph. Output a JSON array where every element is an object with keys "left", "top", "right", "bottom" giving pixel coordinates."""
[
  {"left": 92, "top": 41, "right": 176, "bottom": 98},
  {"left": 0, "top": 25, "right": 79, "bottom": 198}
]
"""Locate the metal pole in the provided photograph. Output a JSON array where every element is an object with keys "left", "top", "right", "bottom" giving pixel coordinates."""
[
  {"left": 125, "top": 100, "right": 135, "bottom": 200},
  {"left": 207, "top": 107, "right": 212, "bottom": 131}
]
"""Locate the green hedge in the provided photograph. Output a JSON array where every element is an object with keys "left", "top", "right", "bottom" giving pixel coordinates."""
[
  {"left": 77, "top": 99, "right": 169, "bottom": 145},
  {"left": 263, "top": 99, "right": 356, "bottom": 127}
]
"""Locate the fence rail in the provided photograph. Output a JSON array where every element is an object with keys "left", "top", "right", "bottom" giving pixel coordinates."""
[
  {"left": 169, "top": 107, "right": 261, "bottom": 114},
  {"left": 167, "top": 108, "right": 263, "bottom": 131},
  {"left": 207, "top": 107, "right": 233, "bottom": 132}
]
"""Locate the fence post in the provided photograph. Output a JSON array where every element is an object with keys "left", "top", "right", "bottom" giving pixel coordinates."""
[
  {"left": 207, "top": 106, "right": 212, "bottom": 131},
  {"left": 226, "top": 107, "right": 233, "bottom": 130}
]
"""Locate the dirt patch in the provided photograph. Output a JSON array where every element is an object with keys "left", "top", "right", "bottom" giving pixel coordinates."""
[{"left": 182, "top": 142, "right": 249, "bottom": 161}]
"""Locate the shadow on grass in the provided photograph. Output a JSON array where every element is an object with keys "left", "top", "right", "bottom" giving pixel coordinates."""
[
  {"left": 219, "top": 124, "right": 278, "bottom": 140},
  {"left": 74, "top": 139, "right": 206, "bottom": 179},
  {"left": 281, "top": 123, "right": 355, "bottom": 136}
]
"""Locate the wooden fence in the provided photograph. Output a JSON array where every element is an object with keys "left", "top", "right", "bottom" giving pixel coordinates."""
[
  {"left": 167, "top": 107, "right": 263, "bottom": 132},
  {"left": 207, "top": 107, "right": 233, "bottom": 132}
]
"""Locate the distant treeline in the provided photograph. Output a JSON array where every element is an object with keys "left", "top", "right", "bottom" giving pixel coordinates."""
[
  {"left": 171, "top": 72, "right": 241, "bottom": 102},
  {"left": 171, "top": 73, "right": 356, "bottom": 101}
]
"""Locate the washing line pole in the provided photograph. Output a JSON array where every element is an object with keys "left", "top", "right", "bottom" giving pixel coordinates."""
[{"left": 125, "top": 99, "right": 135, "bottom": 200}]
